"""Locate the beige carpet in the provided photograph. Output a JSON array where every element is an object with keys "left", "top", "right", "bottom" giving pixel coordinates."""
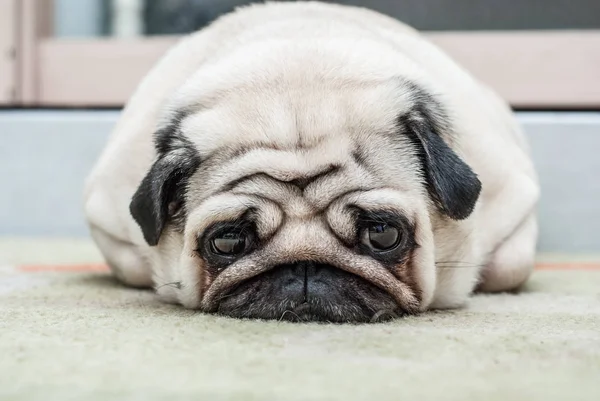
[{"left": 1, "top": 239, "right": 599, "bottom": 401}]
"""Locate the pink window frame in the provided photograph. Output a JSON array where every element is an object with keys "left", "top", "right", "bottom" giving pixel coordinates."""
[{"left": 2, "top": 0, "right": 599, "bottom": 109}]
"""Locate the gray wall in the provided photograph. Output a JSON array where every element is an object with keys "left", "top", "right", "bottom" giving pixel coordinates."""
[
  {"left": 52, "top": 0, "right": 600, "bottom": 37},
  {"left": 333, "top": 0, "right": 600, "bottom": 31},
  {"left": 0, "top": 111, "right": 115, "bottom": 236},
  {"left": 1, "top": 110, "right": 599, "bottom": 252}
]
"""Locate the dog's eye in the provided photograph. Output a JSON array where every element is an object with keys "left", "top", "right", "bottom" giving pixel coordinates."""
[
  {"left": 211, "top": 231, "right": 248, "bottom": 256},
  {"left": 362, "top": 224, "right": 400, "bottom": 251}
]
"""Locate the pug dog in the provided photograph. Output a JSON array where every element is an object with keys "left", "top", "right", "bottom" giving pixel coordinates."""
[{"left": 83, "top": 1, "right": 539, "bottom": 322}]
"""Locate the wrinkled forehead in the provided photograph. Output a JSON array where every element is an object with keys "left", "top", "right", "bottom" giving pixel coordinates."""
[
  {"left": 178, "top": 112, "right": 424, "bottom": 243},
  {"left": 175, "top": 80, "right": 424, "bottom": 210},
  {"left": 175, "top": 79, "right": 415, "bottom": 159},
  {"left": 156, "top": 59, "right": 433, "bottom": 231}
]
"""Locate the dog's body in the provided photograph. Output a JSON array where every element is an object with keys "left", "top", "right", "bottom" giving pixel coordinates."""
[{"left": 84, "top": 2, "right": 539, "bottom": 322}]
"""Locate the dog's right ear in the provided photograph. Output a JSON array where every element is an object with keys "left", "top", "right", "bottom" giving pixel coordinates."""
[
  {"left": 396, "top": 80, "right": 481, "bottom": 220},
  {"left": 130, "top": 145, "right": 200, "bottom": 246},
  {"left": 405, "top": 126, "right": 481, "bottom": 220},
  {"left": 130, "top": 157, "right": 180, "bottom": 246}
]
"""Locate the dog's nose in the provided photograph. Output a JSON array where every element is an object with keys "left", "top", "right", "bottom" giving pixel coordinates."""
[
  {"left": 274, "top": 261, "right": 332, "bottom": 301},
  {"left": 290, "top": 260, "right": 319, "bottom": 277}
]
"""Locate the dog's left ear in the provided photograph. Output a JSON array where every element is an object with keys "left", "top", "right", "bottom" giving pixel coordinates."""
[
  {"left": 129, "top": 150, "right": 199, "bottom": 246},
  {"left": 407, "top": 125, "right": 482, "bottom": 220}
]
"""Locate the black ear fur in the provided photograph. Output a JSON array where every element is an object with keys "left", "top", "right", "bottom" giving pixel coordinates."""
[
  {"left": 129, "top": 157, "right": 183, "bottom": 245},
  {"left": 130, "top": 123, "right": 200, "bottom": 246},
  {"left": 407, "top": 126, "right": 481, "bottom": 220},
  {"left": 395, "top": 79, "right": 481, "bottom": 220}
]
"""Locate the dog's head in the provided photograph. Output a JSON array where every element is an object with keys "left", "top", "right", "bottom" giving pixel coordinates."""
[{"left": 129, "top": 44, "right": 481, "bottom": 322}]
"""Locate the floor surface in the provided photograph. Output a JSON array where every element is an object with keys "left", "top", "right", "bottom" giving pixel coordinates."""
[{"left": 1, "top": 240, "right": 599, "bottom": 401}]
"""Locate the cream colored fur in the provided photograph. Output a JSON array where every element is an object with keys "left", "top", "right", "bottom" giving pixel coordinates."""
[{"left": 83, "top": 2, "right": 539, "bottom": 313}]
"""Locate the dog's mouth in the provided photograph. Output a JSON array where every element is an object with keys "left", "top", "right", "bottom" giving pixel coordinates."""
[{"left": 214, "top": 261, "right": 404, "bottom": 323}]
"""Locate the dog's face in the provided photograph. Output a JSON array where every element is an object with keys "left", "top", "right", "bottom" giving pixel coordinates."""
[{"left": 129, "top": 49, "right": 481, "bottom": 323}]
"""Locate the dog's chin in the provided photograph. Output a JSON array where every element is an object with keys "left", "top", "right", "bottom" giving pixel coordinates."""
[{"left": 214, "top": 262, "right": 403, "bottom": 323}]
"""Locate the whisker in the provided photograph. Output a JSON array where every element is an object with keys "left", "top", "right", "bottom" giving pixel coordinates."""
[
  {"left": 436, "top": 260, "right": 481, "bottom": 265},
  {"left": 215, "top": 290, "right": 244, "bottom": 301},
  {"left": 436, "top": 261, "right": 486, "bottom": 267},
  {"left": 235, "top": 197, "right": 255, "bottom": 214},
  {"left": 435, "top": 263, "right": 486, "bottom": 269},
  {"left": 155, "top": 281, "right": 182, "bottom": 290},
  {"left": 279, "top": 309, "right": 302, "bottom": 322},
  {"left": 370, "top": 309, "right": 399, "bottom": 323}
]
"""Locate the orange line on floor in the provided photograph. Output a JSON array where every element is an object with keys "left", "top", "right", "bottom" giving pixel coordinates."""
[
  {"left": 19, "top": 264, "right": 110, "bottom": 272},
  {"left": 535, "top": 262, "right": 600, "bottom": 271}
]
